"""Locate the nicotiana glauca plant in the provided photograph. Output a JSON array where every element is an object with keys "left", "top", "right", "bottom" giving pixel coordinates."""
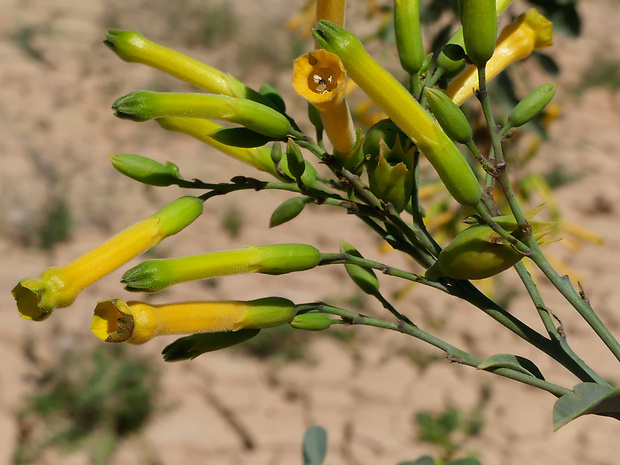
[{"left": 12, "top": 0, "right": 620, "bottom": 456}]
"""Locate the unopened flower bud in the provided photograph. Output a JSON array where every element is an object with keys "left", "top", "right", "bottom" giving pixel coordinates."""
[
  {"left": 424, "top": 88, "right": 473, "bottom": 144},
  {"left": 290, "top": 313, "right": 333, "bottom": 331},
  {"left": 394, "top": 0, "right": 425, "bottom": 75},
  {"left": 460, "top": 0, "right": 497, "bottom": 68},
  {"left": 341, "top": 241, "right": 380, "bottom": 296},
  {"left": 507, "top": 83, "right": 556, "bottom": 128},
  {"left": 269, "top": 197, "right": 309, "bottom": 228},
  {"left": 122, "top": 244, "right": 321, "bottom": 292},
  {"left": 109, "top": 153, "right": 178, "bottom": 186},
  {"left": 112, "top": 91, "right": 291, "bottom": 139}
]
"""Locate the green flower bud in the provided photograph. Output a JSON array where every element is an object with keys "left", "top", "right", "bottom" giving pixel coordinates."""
[
  {"left": 424, "top": 88, "right": 473, "bottom": 144},
  {"left": 122, "top": 244, "right": 321, "bottom": 292},
  {"left": 112, "top": 91, "right": 291, "bottom": 139},
  {"left": 163, "top": 329, "right": 261, "bottom": 361},
  {"left": 109, "top": 153, "right": 178, "bottom": 186},
  {"left": 394, "top": 0, "right": 425, "bottom": 75},
  {"left": 507, "top": 83, "right": 556, "bottom": 128},
  {"left": 286, "top": 138, "right": 306, "bottom": 180},
  {"left": 290, "top": 313, "right": 333, "bottom": 331},
  {"left": 460, "top": 0, "right": 497, "bottom": 68},
  {"left": 269, "top": 197, "right": 309, "bottom": 228},
  {"left": 341, "top": 241, "right": 380, "bottom": 296},
  {"left": 271, "top": 142, "right": 283, "bottom": 166}
]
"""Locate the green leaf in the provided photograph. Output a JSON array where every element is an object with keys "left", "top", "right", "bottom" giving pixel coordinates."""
[
  {"left": 208, "top": 127, "right": 275, "bottom": 148},
  {"left": 397, "top": 456, "right": 435, "bottom": 465},
  {"left": 162, "top": 329, "right": 261, "bottom": 361},
  {"left": 303, "top": 425, "right": 328, "bottom": 465},
  {"left": 553, "top": 383, "right": 620, "bottom": 430},
  {"left": 259, "top": 84, "right": 286, "bottom": 113},
  {"left": 477, "top": 354, "right": 544, "bottom": 380}
]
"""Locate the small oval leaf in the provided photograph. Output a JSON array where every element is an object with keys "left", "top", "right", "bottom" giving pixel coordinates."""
[
  {"left": 477, "top": 354, "right": 544, "bottom": 380},
  {"left": 303, "top": 425, "right": 328, "bottom": 465},
  {"left": 209, "top": 127, "right": 275, "bottom": 148},
  {"left": 553, "top": 383, "right": 620, "bottom": 430}
]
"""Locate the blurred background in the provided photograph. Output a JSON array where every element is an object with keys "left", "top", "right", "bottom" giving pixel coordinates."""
[{"left": 1, "top": 0, "right": 620, "bottom": 464}]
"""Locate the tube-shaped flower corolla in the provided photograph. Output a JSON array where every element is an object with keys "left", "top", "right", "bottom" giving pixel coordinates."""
[
  {"left": 293, "top": 50, "right": 358, "bottom": 168},
  {"left": 112, "top": 91, "right": 291, "bottom": 139},
  {"left": 446, "top": 9, "right": 553, "bottom": 106},
  {"left": 122, "top": 244, "right": 322, "bottom": 293},
  {"left": 91, "top": 297, "right": 297, "bottom": 344},
  {"left": 313, "top": 21, "right": 483, "bottom": 207},
  {"left": 12, "top": 197, "right": 204, "bottom": 321},
  {"left": 104, "top": 29, "right": 254, "bottom": 98}
]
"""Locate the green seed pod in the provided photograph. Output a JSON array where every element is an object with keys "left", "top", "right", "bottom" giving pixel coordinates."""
[
  {"left": 269, "top": 197, "right": 308, "bottom": 228},
  {"left": 425, "top": 224, "right": 522, "bottom": 280},
  {"left": 367, "top": 139, "right": 414, "bottom": 212},
  {"left": 162, "top": 329, "right": 261, "bottom": 361},
  {"left": 507, "top": 83, "right": 556, "bottom": 128},
  {"left": 286, "top": 138, "right": 306, "bottom": 180},
  {"left": 394, "top": 0, "right": 425, "bottom": 75},
  {"left": 109, "top": 153, "right": 177, "bottom": 186},
  {"left": 112, "top": 91, "right": 291, "bottom": 138},
  {"left": 290, "top": 313, "right": 333, "bottom": 331},
  {"left": 424, "top": 88, "right": 473, "bottom": 144},
  {"left": 460, "top": 0, "right": 498, "bottom": 68},
  {"left": 340, "top": 241, "right": 380, "bottom": 296}
]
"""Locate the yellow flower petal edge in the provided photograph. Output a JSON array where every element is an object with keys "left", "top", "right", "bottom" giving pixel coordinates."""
[
  {"left": 446, "top": 9, "right": 553, "bottom": 106},
  {"left": 293, "top": 50, "right": 357, "bottom": 165},
  {"left": 91, "top": 297, "right": 297, "bottom": 345},
  {"left": 12, "top": 196, "right": 203, "bottom": 321}
]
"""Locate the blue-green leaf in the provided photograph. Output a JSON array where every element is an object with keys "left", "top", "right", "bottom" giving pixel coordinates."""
[
  {"left": 553, "top": 383, "right": 620, "bottom": 430},
  {"left": 208, "top": 127, "right": 275, "bottom": 148},
  {"left": 477, "top": 354, "right": 544, "bottom": 380},
  {"left": 303, "top": 425, "right": 328, "bottom": 465}
]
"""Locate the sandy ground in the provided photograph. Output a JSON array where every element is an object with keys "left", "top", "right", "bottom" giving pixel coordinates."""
[{"left": 2, "top": 0, "right": 620, "bottom": 464}]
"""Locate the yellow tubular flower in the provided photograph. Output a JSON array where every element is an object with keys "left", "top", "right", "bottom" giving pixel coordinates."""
[
  {"left": 91, "top": 297, "right": 297, "bottom": 344},
  {"left": 12, "top": 196, "right": 203, "bottom": 321},
  {"left": 293, "top": 50, "right": 357, "bottom": 167},
  {"left": 446, "top": 9, "right": 553, "bottom": 105},
  {"left": 104, "top": 30, "right": 252, "bottom": 98},
  {"left": 316, "top": 0, "right": 346, "bottom": 28}
]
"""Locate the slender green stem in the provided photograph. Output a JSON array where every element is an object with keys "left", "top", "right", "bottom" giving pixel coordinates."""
[
  {"left": 319, "top": 252, "right": 448, "bottom": 291},
  {"left": 514, "top": 262, "right": 609, "bottom": 385},
  {"left": 302, "top": 302, "right": 571, "bottom": 397}
]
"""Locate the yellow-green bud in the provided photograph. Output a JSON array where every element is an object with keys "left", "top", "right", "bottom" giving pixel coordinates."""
[
  {"left": 460, "top": 0, "right": 497, "bottom": 68},
  {"left": 290, "top": 313, "right": 333, "bottom": 331},
  {"left": 286, "top": 138, "right": 306, "bottom": 180},
  {"left": 163, "top": 329, "right": 261, "bottom": 361},
  {"left": 341, "top": 241, "right": 380, "bottom": 296},
  {"left": 507, "top": 83, "right": 556, "bottom": 128},
  {"left": 109, "top": 153, "right": 177, "bottom": 186},
  {"left": 424, "top": 88, "right": 473, "bottom": 144},
  {"left": 112, "top": 91, "right": 291, "bottom": 139},
  {"left": 367, "top": 139, "right": 414, "bottom": 213},
  {"left": 394, "top": 0, "right": 425, "bottom": 75},
  {"left": 269, "top": 197, "right": 309, "bottom": 228},
  {"left": 122, "top": 244, "right": 321, "bottom": 292}
]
